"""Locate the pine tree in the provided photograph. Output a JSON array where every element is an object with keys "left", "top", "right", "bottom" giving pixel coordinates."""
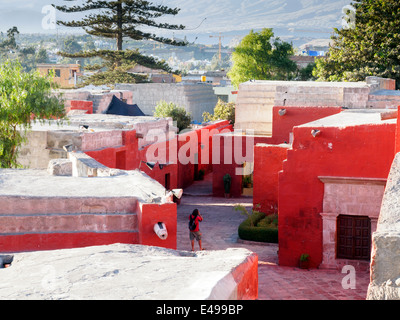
[
  {"left": 53, "top": 0, "right": 185, "bottom": 86},
  {"left": 313, "top": 0, "right": 400, "bottom": 88}
]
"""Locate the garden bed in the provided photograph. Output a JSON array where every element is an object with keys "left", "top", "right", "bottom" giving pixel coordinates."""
[{"left": 238, "top": 211, "right": 278, "bottom": 244}]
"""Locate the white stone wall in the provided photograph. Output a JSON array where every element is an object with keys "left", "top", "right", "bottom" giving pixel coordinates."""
[
  {"left": 60, "top": 89, "right": 133, "bottom": 113},
  {"left": 17, "top": 115, "right": 172, "bottom": 169},
  {"left": 116, "top": 83, "right": 218, "bottom": 123},
  {"left": 235, "top": 78, "right": 397, "bottom": 135}
]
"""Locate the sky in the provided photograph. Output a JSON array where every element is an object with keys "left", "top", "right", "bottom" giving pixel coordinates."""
[{"left": 0, "top": 0, "right": 352, "bottom": 43}]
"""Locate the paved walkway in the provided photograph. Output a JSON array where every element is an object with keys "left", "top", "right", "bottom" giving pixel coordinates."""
[{"left": 177, "top": 174, "right": 370, "bottom": 300}]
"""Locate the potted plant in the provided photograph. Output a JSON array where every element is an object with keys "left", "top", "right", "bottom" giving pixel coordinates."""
[
  {"left": 198, "top": 169, "right": 205, "bottom": 180},
  {"left": 299, "top": 253, "right": 310, "bottom": 269},
  {"left": 242, "top": 176, "right": 249, "bottom": 188},
  {"left": 223, "top": 173, "right": 231, "bottom": 198}
]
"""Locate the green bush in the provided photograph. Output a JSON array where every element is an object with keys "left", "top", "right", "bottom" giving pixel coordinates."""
[
  {"left": 202, "top": 99, "right": 235, "bottom": 124},
  {"left": 257, "top": 214, "right": 278, "bottom": 228},
  {"left": 153, "top": 100, "right": 192, "bottom": 132},
  {"left": 238, "top": 211, "right": 278, "bottom": 243}
]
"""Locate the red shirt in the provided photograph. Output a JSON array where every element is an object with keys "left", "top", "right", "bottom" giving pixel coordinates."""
[{"left": 189, "top": 214, "right": 203, "bottom": 232}]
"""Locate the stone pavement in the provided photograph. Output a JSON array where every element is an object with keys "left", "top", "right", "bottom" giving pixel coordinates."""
[{"left": 177, "top": 174, "right": 370, "bottom": 300}]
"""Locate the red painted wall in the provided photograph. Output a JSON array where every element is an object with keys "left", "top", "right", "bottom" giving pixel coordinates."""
[
  {"left": 0, "top": 196, "right": 139, "bottom": 253},
  {"left": 69, "top": 100, "right": 94, "bottom": 114},
  {"left": 212, "top": 106, "right": 342, "bottom": 198},
  {"left": 136, "top": 202, "right": 177, "bottom": 250},
  {"left": 271, "top": 106, "right": 342, "bottom": 144},
  {"left": 395, "top": 106, "right": 400, "bottom": 153},
  {"left": 0, "top": 232, "right": 138, "bottom": 253},
  {"left": 86, "top": 121, "right": 232, "bottom": 191},
  {"left": 177, "top": 121, "right": 233, "bottom": 188},
  {"left": 139, "top": 137, "right": 179, "bottom": 190},
  {"left": 253, "top": 144, "right": 289, "bottom": 214},
  {"left": 212, "top": 135, "right": 270, "bottom": 198},
  {"left": 1, "top": 119, "right": 235, "bottom": 253},
  {"left": 0, "top": 194, "right": 178, "bottom": 252},
  {"left": 231, "top": 253, "right": 258, "bottom": 300},
  {"left": 278, "top": 122, "right": 396, "bottom": 268}
]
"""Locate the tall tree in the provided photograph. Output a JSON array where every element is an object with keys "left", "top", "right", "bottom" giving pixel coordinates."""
[
  {"left": 0, "top": 60, "right": 65, "bottom": 168},
  {"left": 0, "top": 26, "right": 19, "bottom": 54},
  {"left": 228, "top": 28, "right": 297, "bottom": 88},
  {"left": 313, "top": 0, "right": 400, "bottom": 88},
  {"left": 53, "top": 0, "right": 186, "bottom": 86}
]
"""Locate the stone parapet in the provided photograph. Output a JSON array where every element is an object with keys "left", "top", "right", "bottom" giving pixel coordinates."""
[{"left": 235, "top": 78, "right": 397, "bottom": 135}]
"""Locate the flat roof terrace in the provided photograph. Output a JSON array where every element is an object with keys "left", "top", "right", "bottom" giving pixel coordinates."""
[
  {"left": 0, "top": 168, "right": 166, "bottom": 203},
  {"left": 297, "top": 109, "right": 397, "bottom": 128},
  {"left": 0, "top": 167, "right": 176, "bottom": 252},
  {"left": 244, "top": 80, "right": 370, "bottom": 88},
  {"left": 30, "top": 113, "right": 170, "bottom": 132}
]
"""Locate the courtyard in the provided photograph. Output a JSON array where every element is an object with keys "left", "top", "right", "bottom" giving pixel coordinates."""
[{"left": 176, "top": 173, "right": 370, "bottom": 300}]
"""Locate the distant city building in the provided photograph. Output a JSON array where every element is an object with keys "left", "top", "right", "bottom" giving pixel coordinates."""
[
  {"left": 298, "top": 38, "right": 331, "bottom": 57},
  {"left": 37, "top": 63, "right": 81, "bottom": 88},
  {"left": 127, "top": 64, "right": 178, "bottom": 83}
]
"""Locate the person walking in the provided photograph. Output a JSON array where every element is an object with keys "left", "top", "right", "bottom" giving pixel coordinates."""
[{"left": 189, "top": 209, "right": 204, "bottom": 251}]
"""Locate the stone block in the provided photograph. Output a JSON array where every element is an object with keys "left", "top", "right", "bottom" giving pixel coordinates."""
[
  {"left": 47, "top": 159, "right": 72, "bottom": 176},
  {"left": 367, "top": 231, "right": 400, "bottom": 299},
  {"left": 367, "top": 152, "right": 400, "bottom": 299},
  {"left": 0, "top": 244, "right": 258, "bottom": 300},
  {"left": 68, "top": 151, "right": 125, "bottom": 177}
]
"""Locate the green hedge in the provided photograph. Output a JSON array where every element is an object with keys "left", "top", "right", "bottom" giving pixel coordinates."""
[{"left": 238, "top": 211, "right": 278, "bottom": 244}]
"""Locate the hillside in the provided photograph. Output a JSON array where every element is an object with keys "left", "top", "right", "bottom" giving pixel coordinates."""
[{"left": 0, "top": 0, "right": 352, "bottom": 46}]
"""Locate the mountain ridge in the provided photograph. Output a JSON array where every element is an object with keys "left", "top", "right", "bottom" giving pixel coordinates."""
[{"left": 0, "top": 0, "right": 352, "bottom": 45}]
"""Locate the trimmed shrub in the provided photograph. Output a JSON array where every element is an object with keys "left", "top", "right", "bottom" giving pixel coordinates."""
[{"left": 238, "top": 212, "right": 278, "bottom": 244}]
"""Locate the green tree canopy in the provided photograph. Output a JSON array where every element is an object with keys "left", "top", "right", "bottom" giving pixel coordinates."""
[
  {"left": 203, "top": 99, "right": 235, "bottom": 124},
  {"left": 0, "top": 27, "right": 51, "bottom": 72},
  {"left": 313, "top": 0, "right": 400, "bottom": 88},
  {"left": 53, "top": 0, "right": 186, "bottom": 86},
  {"left": 153, "top": 100, "right": 192, "bottom": 132},
  {"left": 63, "top": 37, "right": 83, "bottom": 54},
  {"left": 0, "top": 26, "right": 19, "bottom": 53},
  {"left": 0, "top": 60, "right": 65, "bottom": 168},
  {"left": 35, "top": 48, "right": 50, "bottom": 64},
  {"left": 228, "top": 28, "right": 297, "bottom": 88}
]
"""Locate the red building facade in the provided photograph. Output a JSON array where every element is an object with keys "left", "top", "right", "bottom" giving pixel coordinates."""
[{"left": 278, "top": 112, "right": 396, "bottom": 268}]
